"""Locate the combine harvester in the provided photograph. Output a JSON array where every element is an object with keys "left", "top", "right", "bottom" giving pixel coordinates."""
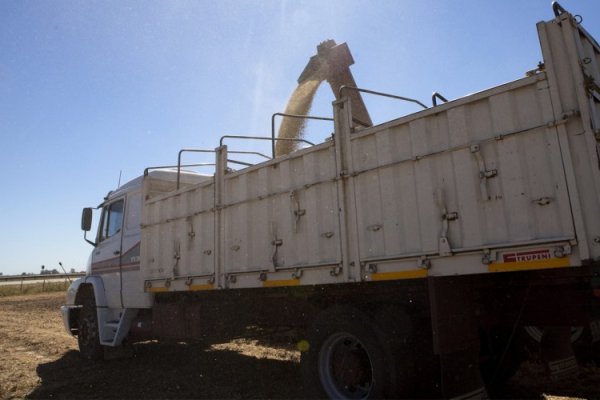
[{"left": 62, "top": 3, "right": 600, "bottom": 398}]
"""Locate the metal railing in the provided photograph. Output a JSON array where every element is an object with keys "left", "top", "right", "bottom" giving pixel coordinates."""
[
  {"left": 270, "top": 113, "right": 333, "bottom": 158},
  {"left": 0, "top": 273, "right": 85, "bottom": 293},
  {"left": 339, "top": 85, "right": 428, "bottom": 110}
]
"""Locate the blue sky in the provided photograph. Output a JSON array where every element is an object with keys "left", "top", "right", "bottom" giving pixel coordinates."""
[{"left": 0, "top": 0, "right": 598, "bottom": 275}]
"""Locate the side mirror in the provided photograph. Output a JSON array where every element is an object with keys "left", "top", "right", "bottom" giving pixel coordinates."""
[{"left": 81, "top": 208, "right": 93, "bottom": 231}]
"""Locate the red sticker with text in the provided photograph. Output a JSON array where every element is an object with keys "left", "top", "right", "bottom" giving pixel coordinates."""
[{"left": 503, "top": 249, "right": 551, "bottom": 263}]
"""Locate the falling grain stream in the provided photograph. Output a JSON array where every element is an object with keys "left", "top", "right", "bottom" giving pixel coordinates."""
[{"left": 275, "top": 79, "right": 323, "bottom": 157}]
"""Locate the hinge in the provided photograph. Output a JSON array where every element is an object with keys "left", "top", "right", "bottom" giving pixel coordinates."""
[
  {"left": 547, "top": 110, "right": 579, "bottom": 128},
  {"left": 481, "top": 249, "right": 497, "bottom": 265},
  {"left": 554, "top": 244, "right": 572, "bottom": 258},
  {"left": 419, "top": 257, "right": 432, "bottom": 270}
]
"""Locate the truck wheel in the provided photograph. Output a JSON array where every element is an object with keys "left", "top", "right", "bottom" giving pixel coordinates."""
[
  {"left": 301, "top": 306, "right": 401, "bottom": 399},
  {"left": 524, "top": 325, "right": 584, "bottom": 345},
  {"left": 524, "top": 325, "right": 589, "bottom": 362},
  {"left": 78, "top": 291, "right": 104, "bottom": 360}
]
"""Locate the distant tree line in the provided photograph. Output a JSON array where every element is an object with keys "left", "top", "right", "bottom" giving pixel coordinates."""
[
  {"left": 41, "top": 269, "right": 61, "bottom": 275},
  {"left": 11, "top": 267, "right": 81, "bottom": 276}
]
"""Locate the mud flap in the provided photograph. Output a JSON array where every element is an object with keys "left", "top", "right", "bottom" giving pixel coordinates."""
[{"left": 428, "top": 276, "right": 487, "bottom": 399}]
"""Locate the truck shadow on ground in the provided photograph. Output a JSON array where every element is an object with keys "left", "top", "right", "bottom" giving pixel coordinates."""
[
  {"left": 28, "top": 340, "right": 600, "bottom": 399},
  {"left": 29, "top": 342, "right": 304, "bottom": 399}
]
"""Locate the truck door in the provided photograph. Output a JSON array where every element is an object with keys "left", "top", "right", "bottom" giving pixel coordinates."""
[{"left": 92, "top": 198, "right": 125, "bottom": 309}]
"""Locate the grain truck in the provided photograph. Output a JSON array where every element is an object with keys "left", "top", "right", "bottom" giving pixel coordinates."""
[{"left": 62, "top": 3, "right": 600, "bottom": 398}]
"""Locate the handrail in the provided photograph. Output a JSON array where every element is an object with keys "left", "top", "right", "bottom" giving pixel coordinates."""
[
  {"left": 219, "top": 134, "right": 315, "bottom": 148},
  {"left": 432, "top": 92, "right": 449, "bottom": 107},
  {"left": 271, "top": 113, "right": 334, "bottom": 158},
  {"left": 176, "top": 147, "right": 273, "bottom": 189},
  {"left": 145, "top": 163, "right": 215, "bottom": 177},
  {"left": 177, "top": 149, "right": 217, "bottom": 189},
  {"left": 339, "top": 85, "right": 428, "bottom": 110},
  {"left": 219, "top": 135, "right": 315, "bottom": 160},
  {"left": 228, "top": 159, "right": 254, "bottom": 167}
]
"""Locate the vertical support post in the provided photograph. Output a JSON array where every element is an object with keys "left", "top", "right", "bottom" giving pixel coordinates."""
[
  {"left": 332, "top": 97, "right": 360, "bottom": 282},
  {"left": 537, "top": 17, "right": 593, "bottom": 260},
  {"left": 214, "top": 145, "right": 228, "bottom": 289}
]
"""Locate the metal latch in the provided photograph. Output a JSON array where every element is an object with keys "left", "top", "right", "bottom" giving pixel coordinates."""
[
  {"left": 367, "top": 224, "right": 383, "bottom": 232},
  {"left": 471, "top": 144, "right": 497, "bottom": 201},
  {"left": 435, "top": 188, "right": 458, "bottom": 256},
  {"left": 443, "top": 212, "right": 458, "bottom": 221},
  {"left": 270, "top": 222, "right": 283, "bottom": 271},
  {"left": 290, "top": 191, "right": 306, "bottom": 233},
  {"left": 187, "top": 220, "right": 196, "bottom": 238},
  {"left": 533, "top": 197, "right": 553, "bottom": 206}
]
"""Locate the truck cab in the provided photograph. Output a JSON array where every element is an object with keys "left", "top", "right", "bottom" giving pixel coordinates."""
[
  {"left": 61, "top": 169, "right": 210, "bottom": 353},
  {"left": 78, "top": 174, "right": 148, "bottom": 310}
]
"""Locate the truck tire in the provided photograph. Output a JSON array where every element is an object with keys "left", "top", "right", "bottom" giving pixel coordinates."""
[
  {"left": 524, "top": 325, "right": 588, "bottom": 362},
  {"left": 78, "top": 290, "right": 103, "bottom": 360},
  {"left": 524, "top": 325, "right": 584, "bottom": 346},
  {"left": 301, "top": 306, "right": 405, "bottom": 399},
  {"left": 525, "top": 320, "right": 600, "bottom": 365}
]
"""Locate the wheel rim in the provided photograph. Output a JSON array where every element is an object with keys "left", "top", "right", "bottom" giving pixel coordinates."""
[
  {"left": 318, "top": 332, "right": 374, "bottom": 399},
  {"left": 524, "top": 326, "right": 584, "bottom": 343}
]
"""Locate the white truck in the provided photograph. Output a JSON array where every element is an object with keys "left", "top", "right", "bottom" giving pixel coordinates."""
[{"left": 62, "top": 3, "right": 600, "bottom": 398}]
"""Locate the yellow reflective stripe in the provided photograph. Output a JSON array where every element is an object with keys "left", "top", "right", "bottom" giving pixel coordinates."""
[
  {"left": 147, "top": 286, "right": 169, "bottom": 293},
  {"left": 371, "top": 269, "right": 428, "bottom": 281},
  {"left": 189, "top": 284, "right": 214, "bottom": 291},
  {"left": 262, "top": 279, "right": 300, "bottom": 288},
  {"left": 488, "top": 258, "right": 570, "bottom": 272}
]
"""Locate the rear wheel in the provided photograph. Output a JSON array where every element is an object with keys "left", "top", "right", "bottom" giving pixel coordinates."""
[
  {"left": 77, "top": 290, "right": 103, "bottom": 360},
  {"left": 301, "top": 306, "right": 410, "bottom": 399},
  {"left": 524, "top": 326, "right": 584, "bottom": 345},
  {"left": 321, "top": 332, "right": 374, "bottom": 398},
  {"left": 525, "top": 320, "right": 600, "bottom": 366}
]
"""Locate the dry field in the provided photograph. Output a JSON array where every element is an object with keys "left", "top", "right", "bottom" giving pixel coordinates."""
[{"left": 0, "top": 292, "right": 599, "bottom": 399}]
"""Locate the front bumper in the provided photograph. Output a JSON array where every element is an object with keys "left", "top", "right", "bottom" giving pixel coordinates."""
[
  {"left": 61, "top": 277, "right": 86, "bottom": 336},
  {"left": 60, "top": 305, "right": 81, "bottom": 336}
]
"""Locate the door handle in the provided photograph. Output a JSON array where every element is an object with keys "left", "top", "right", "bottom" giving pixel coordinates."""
[{"left": 113, "top": 250, "right": 121, "bottom": 255}]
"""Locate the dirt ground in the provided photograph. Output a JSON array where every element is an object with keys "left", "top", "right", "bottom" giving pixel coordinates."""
[{"left": 0, "top": 292, "right": 599, "bottom": 400}]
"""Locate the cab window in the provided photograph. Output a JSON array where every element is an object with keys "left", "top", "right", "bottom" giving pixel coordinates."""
[{"left": 98, "top": 199, "right": 124, "bottom": 242}]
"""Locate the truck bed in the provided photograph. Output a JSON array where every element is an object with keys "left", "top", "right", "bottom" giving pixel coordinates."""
[{"left": 140, "top": 11, "right": 600, "bottom": 294}]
